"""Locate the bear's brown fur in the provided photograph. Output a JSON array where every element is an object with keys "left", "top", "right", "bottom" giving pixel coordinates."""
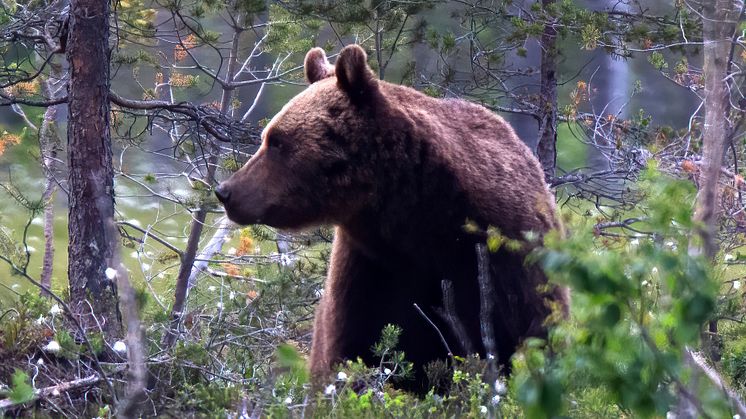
[{"left": 216, "top": 45, "right": 568, "bottom": 392}]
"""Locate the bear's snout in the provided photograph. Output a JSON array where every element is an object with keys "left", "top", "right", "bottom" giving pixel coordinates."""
[{"left": 214, "top": 182, "right": 231, "bottom": 203}]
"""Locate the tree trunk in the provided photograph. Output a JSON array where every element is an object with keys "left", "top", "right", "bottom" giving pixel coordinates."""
[
  {"left": 66, "top": 0, "right": 122, "bottom": 339},
  {"left": 694, "top": 0, "right": 740, "bottom": 258},
  {"left": 162, "top": 17, "right": 242, "bottom": 348},
  {"left": 39, "top": 61, "right": 63, "bottom": 296},
  {"left": 536, "top": 0, "right": 558, "bottom": 182}
]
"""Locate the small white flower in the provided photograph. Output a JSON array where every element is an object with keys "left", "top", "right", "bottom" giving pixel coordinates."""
[
  {"left": 641, "top": 280, "right": 649, "bottom": 287},
  {"left": 665, "top": 241, "right": 675, "bottom": 248},
  {"left": 51, "top": 389, "right": 60, "bottom": 396},
  {"left": 35, "top": 315, "right": 45, "bottom": 325},
  {"left": 105, "top": 267, "right": 118, "bottom": 280},
  {"left": 254, "top": 246, "right": 261, "bottom": 254},
  {"left": 44, "top": 340, "right": 61, "bottom": 353},
  {"left": 208, "top": 285, "right": 217, "bottom": 292},
  {"left": 49, "top": 304, "right": 62, "bottom": 316},
  {"left": 494, "top": 379, "right": 507, "bottom": 395},
  {"left": 280, "top": 254, "right": 293, "bottom": 266},
  {"left": 666, "top": 411, "right": 676, "bottom": 419},
  {"left": 725, "top": 254, "right": 736, "bottom": 262},
  {"left": 337, "top": 371, "right": 348, "bottom": 381},
  {"left": 324, "top": 384, "right": 336, "bottom": 395},
  {"left": 491, "top": 394, "right": 501, "bottom": 406},
  {"left": 735, "top": 281, "right": 742, "bottom": 290},
  {"left": 734, "top": 415, "right": 741, "bottom": 419},
  {"left": 36, "top": 358, "right": 45, "bottom": 366},
  {"left": 651, "top": 267, "right": 659, "bottom": 275},
  {"left": 229, "top": 291, "right": 236, "bottom": 300},
  {"left": 487, "top": 353, "right": 495, "bottom": 360},
  {"left": 630, "top": 239, "right": 639, "bottom": 246},
  {"left": 216, "top": 302, "right": 223, "bottom": 310},
  {"left": 227, "top": 247, "right": 237, "bottom": 255},
  {"left": 480, "top": 405, "right": 488, "bottom": 414},
  {"left": 383, "top": 368, "right": 392, "bottom": 376},
  {"left": 284, "top": 396, "right": 293, "bottom": 405},
  {"left": 113, "top": 340, "right": 127, "bottom": 354}
]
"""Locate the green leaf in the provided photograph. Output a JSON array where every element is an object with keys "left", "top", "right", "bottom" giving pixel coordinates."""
[{"left": 9, "top": 369, "right": 34, "bottom": 404}]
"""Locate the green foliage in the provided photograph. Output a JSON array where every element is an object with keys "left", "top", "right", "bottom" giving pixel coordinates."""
[
  {"left": 514, "top": 169, "right": 728, "bottom": 418},
  {"left": 8, "top": 369, "right": 34, "bottom": 404}
]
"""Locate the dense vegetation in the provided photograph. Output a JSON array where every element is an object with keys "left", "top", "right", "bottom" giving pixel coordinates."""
[{"left": 1, "top": 0, "right": 746, "bottom": 417}]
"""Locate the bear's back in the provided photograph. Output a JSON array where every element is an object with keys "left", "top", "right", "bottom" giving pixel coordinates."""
[{"left": 378, "top": 82, "right": 559, "bottom": 238}]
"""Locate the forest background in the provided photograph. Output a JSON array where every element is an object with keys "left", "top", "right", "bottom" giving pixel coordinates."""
[{"left": 0, "top": 0, "right": 745, "bottom": 417}]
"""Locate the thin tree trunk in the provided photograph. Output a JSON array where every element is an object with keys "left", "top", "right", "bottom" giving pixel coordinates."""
[
  {"left": 66, "top": 0, "right": 121, "bottom": 339},
  {"left": 693, "top": 0, "right": 740, "bottom": 259},
  {"left": 163, "top": 17, "right": 243, "bottom": 348},
  {"left": 537, "top": 0, "right": 558, "bottom": 182},
  {"left": 678, "top": 1, "right": 742, "bottom": 415},
  {"left": 39, "top": 62, "right": 63, "bottom": 296}
]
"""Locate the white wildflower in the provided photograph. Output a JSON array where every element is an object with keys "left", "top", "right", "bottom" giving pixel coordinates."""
[
  {"left": 227, "top": 247, "right": 237, "bottom": 255},
  {"left": 479, "top": 405, "right": 488, "bottom": 415},
  {"left": 229, "top": 291, "right": 236, "bottom": 300},
  {"left": 630, "top": 239, "right": 639, "bottom": 246},
  {"left": 641, "top": 280, "right": 649, "bottom": 287},
  {"left": 383, "top": 368, "right": 392, "bottom": 376},
  {"left": 337, "top": 371, "right": 348, "bottom": 381},
  {"left": 491, "top": 394, "right": 501, "bottom": 406},
  {"left": 665, "top": 241, "right": 675, "bottom": 248},
  {"left": 51, "top": 389, "right": 60, "bottom": 396},
  {"left": 49, "top": 304, "right": 62, "bottom": 316},
  {"left": 324, "top": 384, "right": 336, "bottom": 395},
  {"left": 44, "top": 340, "right": 61, "bottom": 353},
  {"left": 667, "top": 411, "right": 676, "bottom": 419},
  {"left": 494, "top": 378, "right": 507, "bottom": 395},
  {"left": 113, "top": 340, "right": 127, "bottom": 354},
  {"left": 254, "top": 246, "right": 261, "bottom": 254},
  {"left": 734, "top": 415, "right": 741, "bottom": 419},
  {"left": 487, "top": 353, "right": 495, "bottom": 360},
  {"left": 216, "top": 302, "right": 223, "bottom": 310},
  {"left": 280, "top": 254, "right": 293, "bottom": 266},
  {"left": 725, "top": 254, "right": 736, "bottom": 262},
  {"left": 735, "top": 281, "right": 742, "bottom": 290},
  {"left": 208, "top": 285, "right": 217, "bottom": 292},
  {"left": 651, "top": 267, "right": 659, "bottom": 275},
  {"left": 105, "top": 267, "right": 118, "bottom": 280},
  {"left": 284, "top": 396, "right": 293, "bottom": 405},
  {"left": 35, "top": 315, "right": 45, "bottom": 325},
  {"left": 36, "top": 358, "right": 44, "bottom": 366}
]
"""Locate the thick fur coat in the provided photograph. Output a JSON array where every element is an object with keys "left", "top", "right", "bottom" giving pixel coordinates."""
[{"left": 216, "top": 45, "right": 568, "bottom": 391}]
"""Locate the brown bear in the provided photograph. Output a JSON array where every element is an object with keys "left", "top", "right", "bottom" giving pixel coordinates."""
[{"left": 215, "top": 44, "right": 568, "bottom": 392}]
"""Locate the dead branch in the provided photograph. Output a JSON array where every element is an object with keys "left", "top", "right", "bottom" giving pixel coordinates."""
[
  {"left": 0, "top": 375, "right": 101, "bottom": 411},
  {"left": 434, "top": 279, "right": 475, "bottom": 355}
]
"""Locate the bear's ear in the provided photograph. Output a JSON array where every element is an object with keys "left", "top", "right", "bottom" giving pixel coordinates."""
[
  {"left": 304, "top": 47, "right": 334, "bottom": 84},
  {"left": 335, "top": 45, "right": 376, "bottom": 98}
]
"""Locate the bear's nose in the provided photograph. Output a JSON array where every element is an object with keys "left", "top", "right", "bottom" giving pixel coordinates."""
[{"left": 214, "top": 183, "right": 231, "bottom": 203}]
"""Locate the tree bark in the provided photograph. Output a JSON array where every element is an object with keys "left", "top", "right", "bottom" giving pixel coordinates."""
[
  {"left": 693, "top": 0, "right": 740, "bottom": 259},
  {"left": 39, "top": 62, "right": 63, "bottom": 296},
  {"left": 536, "top": 0, "right": 558, "bottom": 182},
  {"left": 66, "top": 0, "right": 122, "bottom": 339}
]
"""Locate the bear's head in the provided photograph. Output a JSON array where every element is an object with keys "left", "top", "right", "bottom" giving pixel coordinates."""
[{"left": 215, "top": 45, "right": 383, "bottom": 229}]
